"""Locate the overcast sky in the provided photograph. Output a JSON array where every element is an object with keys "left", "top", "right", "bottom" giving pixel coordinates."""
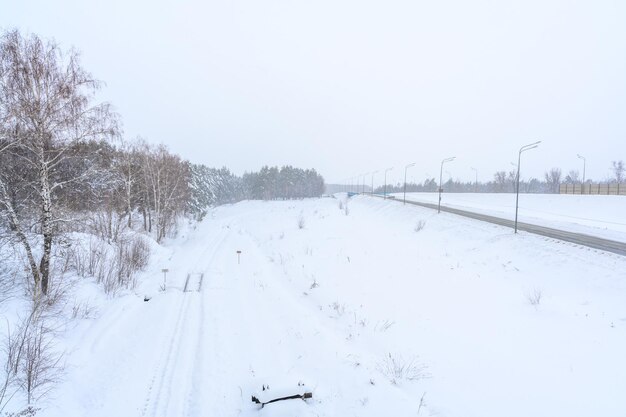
[{"left": 3, "top": 0, "right": 625, "bottom": 185}]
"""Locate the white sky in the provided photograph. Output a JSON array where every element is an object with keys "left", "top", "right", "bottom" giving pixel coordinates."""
[{"left": 3, "top": 0, "right": 625, "bottom": 185}]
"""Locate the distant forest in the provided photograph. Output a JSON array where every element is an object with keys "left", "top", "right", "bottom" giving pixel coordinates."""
[{"left": 0, "top": 29, "right": 324, "bottom": 298}]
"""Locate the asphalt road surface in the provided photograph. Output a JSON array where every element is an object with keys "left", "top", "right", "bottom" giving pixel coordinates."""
[{"left": 377, "top": 195, "right": 626, "bottom": 257}]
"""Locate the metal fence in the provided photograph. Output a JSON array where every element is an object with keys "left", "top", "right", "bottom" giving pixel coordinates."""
[{"left": 559, "top": 183, "right": 626, "bottom": 195}]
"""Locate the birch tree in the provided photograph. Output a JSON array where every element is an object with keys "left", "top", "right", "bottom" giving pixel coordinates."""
[{"left": 0, "top": 30, "right": 117, "bottom": 296}]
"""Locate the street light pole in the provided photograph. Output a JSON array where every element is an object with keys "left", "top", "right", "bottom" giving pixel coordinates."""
[
  {"left": 403, "top": 163, "right": 416, "bottom": 204},
  {"left": 384, "top": 167, "right": 393, "bottom": 199},
  {"left": 362, "top": 173, "right": 368, "bottom": 194},
  {"left": 471, "top": 167, "right": 478, "bottom": 192},
  {"left": 515, "top": 141, "right": 541, "bottom": 233},
  {"left": 371, "top": 170, "right": 378, "bottom": 195},
  {"left": 577, "top": 154, "right": 586, "bottom": 194},
  {"left": 438, "top": 157, "right": 456, "bottom": 213}
]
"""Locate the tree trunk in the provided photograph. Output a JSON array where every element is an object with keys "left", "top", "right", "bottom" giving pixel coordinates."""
[
  {"left": 39, "top": 160, "right": 53, "bottom": 296},
  {"left": 0, "top": 179, "right": 41, "bottom": 294}
]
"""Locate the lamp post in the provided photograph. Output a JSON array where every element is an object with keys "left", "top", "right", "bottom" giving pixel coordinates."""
[
  {"left": 514, "top": 141, "right": 541, "bottom": 233},
  {"left": 371, "top": 170, "right": 378, "bottom": 195},
  {"left": 362, "top": 173, "right": 368, "bottom": 194},
  {"left": 577, "top": 154, "right": 586, "bottom": 194},
  {"left": 384, "top": 167, "right": 393, "bottom": 199},
  {"left": 403, "top": 163, "right": 416, "bottom": 204},
  {"left": 438, "top": 157, "right": 456, "bottom": 213},
  {"left": 471, "top": 167, "right": 478, "bottom": 192}
]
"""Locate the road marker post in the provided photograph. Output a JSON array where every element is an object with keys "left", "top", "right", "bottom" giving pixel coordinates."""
[{"left": 161, "top": 268, "right": 169, "bottom": 290}]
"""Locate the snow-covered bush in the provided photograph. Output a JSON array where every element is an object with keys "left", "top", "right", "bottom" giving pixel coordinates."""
[
  {"left": 414, "top": 220, "right": 426, "bottom": 232},
  {"left": 298, "top": 215, "right": 306, "bottom": 230},
  {"left": 64, "top": 233, "right": 150, "bottom": 296},
  {"left": 95, "top": 234, "right": 150, "bottom": 295},
  {"left": 2, "top": 310, "right": 63, "bottom": 409},
  {"left": 16, "top": 319, "right": 63, "bottom": 404},
  {"left": 0, "top": 245, "right": 18, "bottom": 305}
]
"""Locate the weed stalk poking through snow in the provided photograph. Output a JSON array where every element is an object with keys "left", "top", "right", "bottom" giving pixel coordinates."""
[
  {"left": 378, "top": 353, "right": 429, "bottom": 385},
  {"left": 526, "top": 288, "right": 542, "bottom": 307}
]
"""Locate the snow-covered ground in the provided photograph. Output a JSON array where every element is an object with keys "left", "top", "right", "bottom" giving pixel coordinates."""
[
  {"left": 36, "top": 195, "right": 626, "bottom": 417},
  {"left": 391, "top": 192, "right": 626, "bottom": 242}
]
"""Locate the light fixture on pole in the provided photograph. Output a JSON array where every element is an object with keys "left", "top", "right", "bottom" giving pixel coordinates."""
[
  {"left": 438, "top": 157, "right": 456, "bottom": 213},
  {"left": 515, "top": 141, "right": 541, "bottom": 233},
  {"left": 384, "top": 167, "right": 393, "bottom": 200},
  {"left": 403, "top": 163, "right": 416, "bottom": 205},
  {"left": 471, "top": 167, "right": 478, "bottom": 192}
]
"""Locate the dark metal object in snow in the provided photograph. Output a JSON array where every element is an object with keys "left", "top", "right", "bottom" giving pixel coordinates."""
[{"left": 251, "top": 392, "right": 312, "bottom": 408}]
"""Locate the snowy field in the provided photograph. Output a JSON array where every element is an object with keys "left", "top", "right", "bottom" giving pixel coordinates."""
[
  {"left": 391, "top": 192, "right": 626, "bottom": 242},
  {"left": 35, "top": 195, "right": 626, "bottom": 417}
]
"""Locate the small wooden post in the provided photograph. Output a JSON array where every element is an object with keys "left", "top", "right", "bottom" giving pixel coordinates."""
[
  {"left": 236, "top": 250, "right": 242, "bottom": 264},
  {"left": 161, "top": 268, "right": 169, "bottom": 290}
]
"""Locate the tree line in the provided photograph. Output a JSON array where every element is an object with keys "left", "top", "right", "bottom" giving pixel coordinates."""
[
  {"left": 376, "top": 163, "right": 625, "bottom": 195},
  {"left": 0, "top": 29, "right": 324, "bottom": 298}
]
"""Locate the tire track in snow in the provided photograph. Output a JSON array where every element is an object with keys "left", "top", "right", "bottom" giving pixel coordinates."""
[
  {"left": 180, "top": 227, "right": 230, "bottom": 417},
  {"left": 141, "top": 292, "right": 189, "bottom": 417},
  {"left": 140, "top": 227, "right": 229, "bottom": 417}
]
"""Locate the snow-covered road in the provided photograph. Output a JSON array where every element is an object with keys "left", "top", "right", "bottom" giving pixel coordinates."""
[
  {"left": 43, "top": 196, "right": 626, "bottom": 417},
  {"left": 393, "top": 192, "right": 626, "bottom": 242}
]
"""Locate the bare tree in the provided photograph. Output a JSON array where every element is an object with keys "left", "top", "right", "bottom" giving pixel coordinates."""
[
  {"left": 121, "top": 142, "right": 138, "bottom": 228},
  {"left": 18, "top": 319, "right": 63, "bottom": 404},
  {"left": 544, "top": 168, "right": 562, "bottom": 193},
  {"left": 0, "top": 30, "right": 117, "bottom": 296},
  {"left": 138, "top": 143, "right": 188, "bottom": 242},
  {"left": 612, "top": 160, "right": 624, "bottom": 183},
  {"left": 564, "top": 170, "right": 580, "bottom": 184},
  {"left": 493, "top": 171, "right": 507, "bottom": 192},
  {"left": 507, "top": 170, "right": 517, "bottom": 192}
]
